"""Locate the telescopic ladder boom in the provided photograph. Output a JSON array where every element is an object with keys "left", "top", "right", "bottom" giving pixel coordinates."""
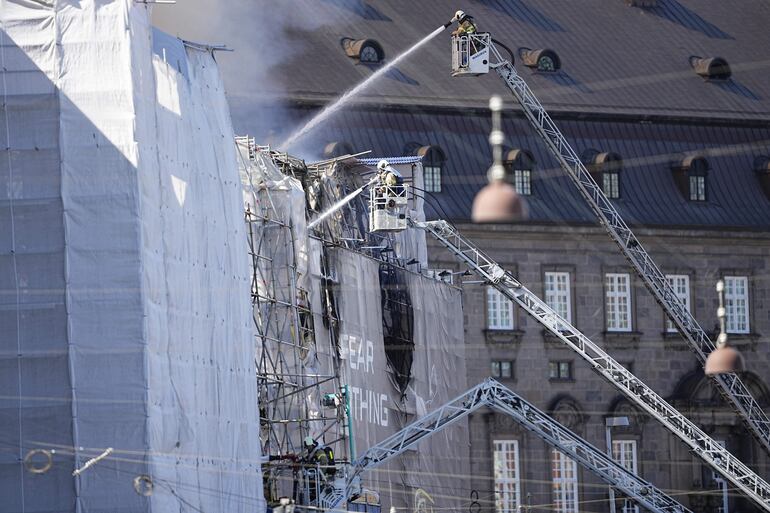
[
  {"left": 326, "top": 378, "right": 691, "bottom": 513},
  {"left": 476, "top": 35, "right": 770, "bottom": 458},
  {"left": 416, "top": 219, "right": 770, "bottom": 512}
]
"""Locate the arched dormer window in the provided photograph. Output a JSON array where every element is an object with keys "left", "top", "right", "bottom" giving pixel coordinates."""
[
  {"left": 505, "top": 149, "right": 535, "bottom": 195},
  {"left": 323, "top": 141, "right": 354, "bottom": 159},
  {"left": 583, "top": 149, "right": 622, "bottom": 199},
  {"left": 672, "top": 155, "right": 708, "bottom": 202},
  {"left": 409, "top": 144, "right": 446, "bottom": 193}
]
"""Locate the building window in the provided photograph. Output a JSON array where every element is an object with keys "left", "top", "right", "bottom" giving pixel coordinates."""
[
  {"left": 506, "top": 149, "right": 535, "bottom": 196},
  {"left": 612, "top": 440, "right": 639, "bottom": 513},
  {"left": 412, "top": 145, "right": 446, "bottom": 193},
  {"left": 724, "top": 276, "right": 750, "bottom": 334},
  {"left": 492, "top": 360, "right": 514, "bottom": 379},
  {"left": 545, "top": 271, "right": 572, "bottom": 323},
  {"left": 605, "top": 273, "right": 632, "bottom": 332},
  {"left": 493, "top": 440, "right": 521, "bottom": 513},
  {"left": 665, "top": 274, "right": 690, "bottom": 332},
  {"left": 487, "top": 287, "right": 514, "bottom": 330},
  {"left": 551, "top": 449, "right": 579, "bottom": 513},
  {"left": 549, "top": 361, "right": 572, "bottom": 380},
  {"left": 424, "top": 165, "right": 442, "bottom": 192},
  {"left": 603, "top": 171, "right": 620, "bottom": 199},
  {"left": 689, "top": 174, "right": 706, "bottom": 201},
  {"left": 513, "top": 169, "right": 531, "bottom": 195}
]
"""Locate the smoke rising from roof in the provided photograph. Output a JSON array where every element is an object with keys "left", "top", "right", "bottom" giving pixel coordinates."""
[{"left": 152, "top": 0, "right": 334, "bottom": 148}]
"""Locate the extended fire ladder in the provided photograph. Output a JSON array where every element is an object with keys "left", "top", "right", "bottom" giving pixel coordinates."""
[
  {"left": 326, "top": 378, "right": 691, "bottom": 513},
  {"left": 465, "top": 32, "right": 770, "bottom": 458},
  {"left": 417, "top": 218, "right": 770, "bottom": 511}
]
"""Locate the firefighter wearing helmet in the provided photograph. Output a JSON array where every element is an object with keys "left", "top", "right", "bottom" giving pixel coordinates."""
[
  {"left": 452, "top": 10, "right": 477, "bottom": 36},
  {"left": 377, "top": 159, "right": 403, "bottom": 187}
]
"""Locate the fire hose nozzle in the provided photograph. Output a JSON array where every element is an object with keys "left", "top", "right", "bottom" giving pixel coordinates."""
[{"left": 443, "top": 19, "right": 454, "bottom": 28}]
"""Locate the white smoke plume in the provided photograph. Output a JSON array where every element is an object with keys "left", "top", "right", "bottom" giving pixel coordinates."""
[{"left": 152, "top": 0, "right": 335, "bottom": 145}]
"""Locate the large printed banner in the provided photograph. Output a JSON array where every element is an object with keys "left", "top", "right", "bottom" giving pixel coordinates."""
[{"left": 334, "top": 249, "right": 469, "bottom": 513}]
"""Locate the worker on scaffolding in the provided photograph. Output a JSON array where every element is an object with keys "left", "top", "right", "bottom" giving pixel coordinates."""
[
  {"left": 451, "top": 10, "right": 479, "bottom": 67},
  {"left": 303, "top": 436, "right": 336, "bottom": 478}
]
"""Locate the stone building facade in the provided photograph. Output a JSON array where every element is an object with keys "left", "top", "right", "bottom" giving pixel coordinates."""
[{"left": 427, "top": 223, "right": 770, "bottom": 513}]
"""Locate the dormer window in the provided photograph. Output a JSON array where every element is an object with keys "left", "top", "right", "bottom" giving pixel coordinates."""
[
  {"left": 505, "top": 149, "right": 535, "bottom": 195},
  {"left": 413, "top": 145, "right": 446, "bottom": 193},
  {"left": 672, "top": 156, "right": 708, "bottom": 202},
  {"left": 341, "top": 38, "right": 385, "bottom": 65},
  {"left": 323, "top": 141, "right": 354, "bottom": 159},
  {"left": 519, "top": 48, "right": 561, "bottom": 72},
  {"left": 689, "top": 56, "right": 731, "bottom": 81},
  {"left": 583, "top": 149, "right": 622, "bottom": 199}
]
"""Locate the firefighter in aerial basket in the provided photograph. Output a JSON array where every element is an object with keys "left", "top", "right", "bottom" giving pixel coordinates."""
[
  {"left": 452, "top": 10, "right": 480, "bottom": 67},
  {"left": 375, "top": 159, "right": 405, "bottom": 210},
  {"left": 377, "top": 159, "right": 403, "bottom": 187}
]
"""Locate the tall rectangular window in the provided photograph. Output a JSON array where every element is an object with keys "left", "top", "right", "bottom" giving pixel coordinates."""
[
  {"left": 424, "top": 165, "right": 442, "bottom": 192},
  {"left": 724, "top": 276, "right": 750, "bottom": 333},
  {"left": 513, "top": 169, "right": 531, "bottom": 195},
  {"left": 689, "top": 175, "right": 706, "bottom": 201},
  {"left": 551, "top": 449, "right": 579, "bottom": 513},
  {"left": 494, "top": 440, "right": 521, "bottom": 513},
  {"left": 603, "top": 172, "right": 620, "bottom": 199},
  {"left": 612, "top": 440, "right": 639, "bottom": 513},
  {"left": 545, "top": 271, "right": 572, "bottom": 323},
  {"left": 605, "top": 273, "right": 632, "bottom": 332},
  {"left": 665, "top": 274, "right": 690, "bottom": 332},
  {"left": 487, "top": 287, "right": 514, "bottom": 330}
]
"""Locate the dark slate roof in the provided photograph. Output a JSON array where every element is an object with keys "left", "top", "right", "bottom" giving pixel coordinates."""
[
  {"left": 246, "top": 0, "right": 770, "bottom": 121},
  {"left": 254, "top": 105, "right": 770, "bottom": 229}
]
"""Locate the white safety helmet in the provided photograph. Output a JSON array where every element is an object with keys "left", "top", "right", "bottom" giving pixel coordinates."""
[
  {"left": 377, "top": 159, "right": 389, "bottom": 171},
  {"left": 454, "top": 10, "right": 466, "bottom": 21}
]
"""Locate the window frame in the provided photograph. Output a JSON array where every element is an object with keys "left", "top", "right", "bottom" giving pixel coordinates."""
[
  {"left": 603, "top": 171, "right": 621, "bottom": 199},
  {"left": 605, "top": 273, "right": 633, "bottom": 332},
  {"left": 493, "top": 439, "right": 522, "bottom": 513},
  {"left": 664, "top": 274, "right": 691, "bottom": 333},
  {"left": 487, "top": 286, "right": 515, "bottom": 330},
  {"left": 689, "top": 174, "right": 707, "bottom": 201},
  {"left": 423, "top": 164, "right": 442, "bottom": 193},
  {"left": 513, "top": 168, "right": 532, "bottom": 195},
  {"left": 551, "top": 449, "right": 579, "bottom": 513},
  {"left": 724, "top": 275, "right": 750, "bottom": 334},
  {"left": 549, "top": 360, "right": 573, "bottom": 381},
  {"left": 492, "top": 360, "right": 514, "bottom": 380},
  {"left": 612, "top": 440, "right": 639, "bottom": 513},
  {"left": 544, "top": 271, "right": 572, "bottom": 324},
  {"left": 415, "top": 145, "right": 446, "bottom": 193}
]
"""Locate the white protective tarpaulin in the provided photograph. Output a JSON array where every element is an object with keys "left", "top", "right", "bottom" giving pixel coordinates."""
[{"left": 0, "top": 1, "right": 263, "bottom": 512}]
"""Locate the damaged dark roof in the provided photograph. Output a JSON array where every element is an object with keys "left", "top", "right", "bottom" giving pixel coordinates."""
[
  {"left": 255, "top": 0, "right": 770, "bottom": 121},
  {"left": 258, "top": 104, "right": 770, "bottom": 229}
]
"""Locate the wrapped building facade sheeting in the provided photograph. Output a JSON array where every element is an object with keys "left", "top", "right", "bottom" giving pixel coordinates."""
[{"left": 0, "top": 1, "right": 262, "bottom": 512}]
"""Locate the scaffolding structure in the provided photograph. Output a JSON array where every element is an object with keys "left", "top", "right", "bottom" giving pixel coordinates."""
[{"left": 239, "top": 138, "right": 349, "bottom": 506}]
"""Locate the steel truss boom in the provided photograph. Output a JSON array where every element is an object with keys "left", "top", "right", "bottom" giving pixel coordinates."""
[
  {"left": 328, "top": 378, "right": 690, "bottom": 513},
  {"left": 484, "top": 40, "right": 770, "bottom": 457},
  {"left": 416, "top": 219, "right": 770, "bottom": 512}
]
